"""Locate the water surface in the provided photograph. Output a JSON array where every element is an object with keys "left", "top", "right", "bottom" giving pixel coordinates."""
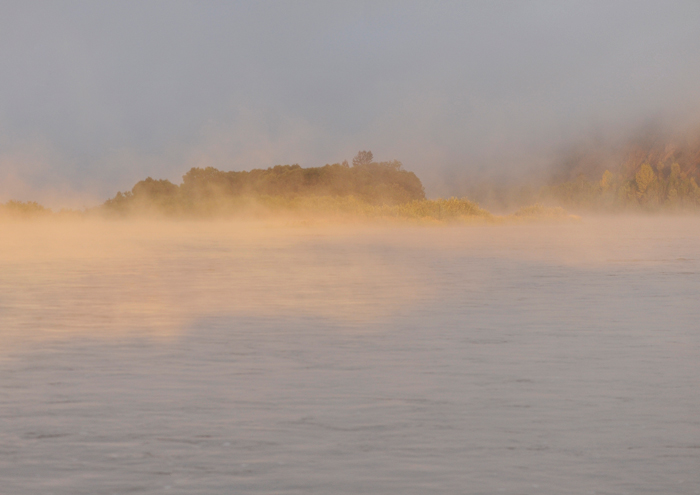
[{"left": 1, "top": 217, "right": 699, "bottom": 494}]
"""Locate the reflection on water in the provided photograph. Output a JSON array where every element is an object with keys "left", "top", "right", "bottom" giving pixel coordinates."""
[
  {"left": 1, "top": 217, "right": 699, "bottom": 494},
  {"left": 0, "top": 221, "right": 431, "bottom": 343}
]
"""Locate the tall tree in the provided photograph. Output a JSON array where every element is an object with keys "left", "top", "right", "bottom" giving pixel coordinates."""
[{"left": 352, "top": 151, "right": 373, "bottom": 167}]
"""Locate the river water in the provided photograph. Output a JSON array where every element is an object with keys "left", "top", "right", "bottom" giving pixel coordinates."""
[{"left": 0, "top": 217, "right": 699, "bottom": 494}]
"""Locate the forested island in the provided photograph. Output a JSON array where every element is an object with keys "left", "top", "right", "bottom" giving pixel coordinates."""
[
  {"left": 104, "top": 151, "right": 426, "bottom": 214},
  {"left": 99, "top": 151, "right": 491, "bottom": 220},
  {"left": 0, "top": 151, "right": 492, "bottom": 221},
  {"left": 3, "top": 141, "right": 700, "bottom": 221}
]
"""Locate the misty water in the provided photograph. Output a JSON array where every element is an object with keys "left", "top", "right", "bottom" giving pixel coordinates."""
[{"left": 1, "top": 217, "right": 699, "bottom": 495}]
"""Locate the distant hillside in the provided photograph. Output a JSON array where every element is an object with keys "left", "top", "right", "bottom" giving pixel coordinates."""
[
  {"left": 541, "top": 133, "right": 700, "bottom": 210},
  {"left": 104, "top": 151, "right": 426, "bottom": 215}
]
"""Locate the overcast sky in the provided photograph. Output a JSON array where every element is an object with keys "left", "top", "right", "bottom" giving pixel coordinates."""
[{"left": 2, "top": 1, "right": 700, "bottom": 205}]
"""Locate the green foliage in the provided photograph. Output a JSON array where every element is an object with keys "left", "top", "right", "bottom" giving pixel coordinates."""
[
  {"left": 97, "top": 153, "right": 496, "bottom": 221},
  {"left": 132, "top": 177, "right": 179, "bottom": 198},
  {"left": 103, "top": 152, "right": 426, "bottom": 216}
]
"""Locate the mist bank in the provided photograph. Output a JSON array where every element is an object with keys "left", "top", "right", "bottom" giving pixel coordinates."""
[
  {"left": 103, "top": 152, "right": 425, "bottom": 214},
  {"left": 455, "top": 124, "right": 700, "bottom": 212},
  {"left": 0, "top": 151, "right": 497, "bottom": 223},
  {"left": 6, "top": 132, "right": 700, "bottom": 222},
  {"left": 98, "top": 152, "right": 495, "bottom": 222}
]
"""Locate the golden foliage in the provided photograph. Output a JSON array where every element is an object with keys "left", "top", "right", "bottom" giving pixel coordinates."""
[
  {"left": 0, "top": 200, "right": 50, "bottom": 218},
  {"left": 635, "top": 163, "right": 656, "bottom": 196}
]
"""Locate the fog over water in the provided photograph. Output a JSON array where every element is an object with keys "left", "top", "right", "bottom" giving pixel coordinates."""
[
  {"left": 1, "top": 218, "right": 699, "bottom": 494},
  {"left": 2, "top": 3, "right": 700, "bottom": 493},
  {"left": 2, "top": 2, "right": 700, "bottom": 204}
]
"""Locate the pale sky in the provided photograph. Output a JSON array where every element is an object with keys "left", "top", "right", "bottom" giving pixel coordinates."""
[{"left": 2, "top": 1, "right": 700, "bottom": 205}]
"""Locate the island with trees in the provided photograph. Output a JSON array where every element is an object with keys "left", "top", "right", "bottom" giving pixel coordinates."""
[
  {"left": 97, "top": 151, "right": 491, "bottom": 221},
  {"left": 4, "top": 142, "right": 699, "bottom": 221}
]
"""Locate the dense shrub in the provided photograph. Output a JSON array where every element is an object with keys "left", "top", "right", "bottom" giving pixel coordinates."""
[{"left": 104, "top": 152, "right": 426, "bottom": 215}]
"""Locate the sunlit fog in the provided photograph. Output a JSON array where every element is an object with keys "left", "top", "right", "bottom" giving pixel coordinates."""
[{"left": 2, "top": 2, "right": 700, "bottom": 494}]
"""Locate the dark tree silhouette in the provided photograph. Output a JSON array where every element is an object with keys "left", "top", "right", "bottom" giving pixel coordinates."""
[
  {"left": 103, "top": 158, "right": 426, "bottom": 214},
  {"left": 352, "top": 151, "right": 373, "bottom": 167}
]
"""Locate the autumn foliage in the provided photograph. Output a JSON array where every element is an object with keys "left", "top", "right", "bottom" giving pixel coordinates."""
[{"left": 104, "top": 152, "right": 426, "bottom": 215}]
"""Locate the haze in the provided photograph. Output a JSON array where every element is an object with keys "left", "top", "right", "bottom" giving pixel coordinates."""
[
  {"left": 2, "top": 1, "right": 700, "bottom": 206},
  {"left": 2, "top": 217, "right": 700, "bottom": 493}
]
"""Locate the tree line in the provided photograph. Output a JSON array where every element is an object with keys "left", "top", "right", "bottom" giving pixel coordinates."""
[
  {"left": 103, "top": 151, "right": 426, "bottom": 214},
  {"left": 541, "top": 154, "right": 700, "bottom": 210}
]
